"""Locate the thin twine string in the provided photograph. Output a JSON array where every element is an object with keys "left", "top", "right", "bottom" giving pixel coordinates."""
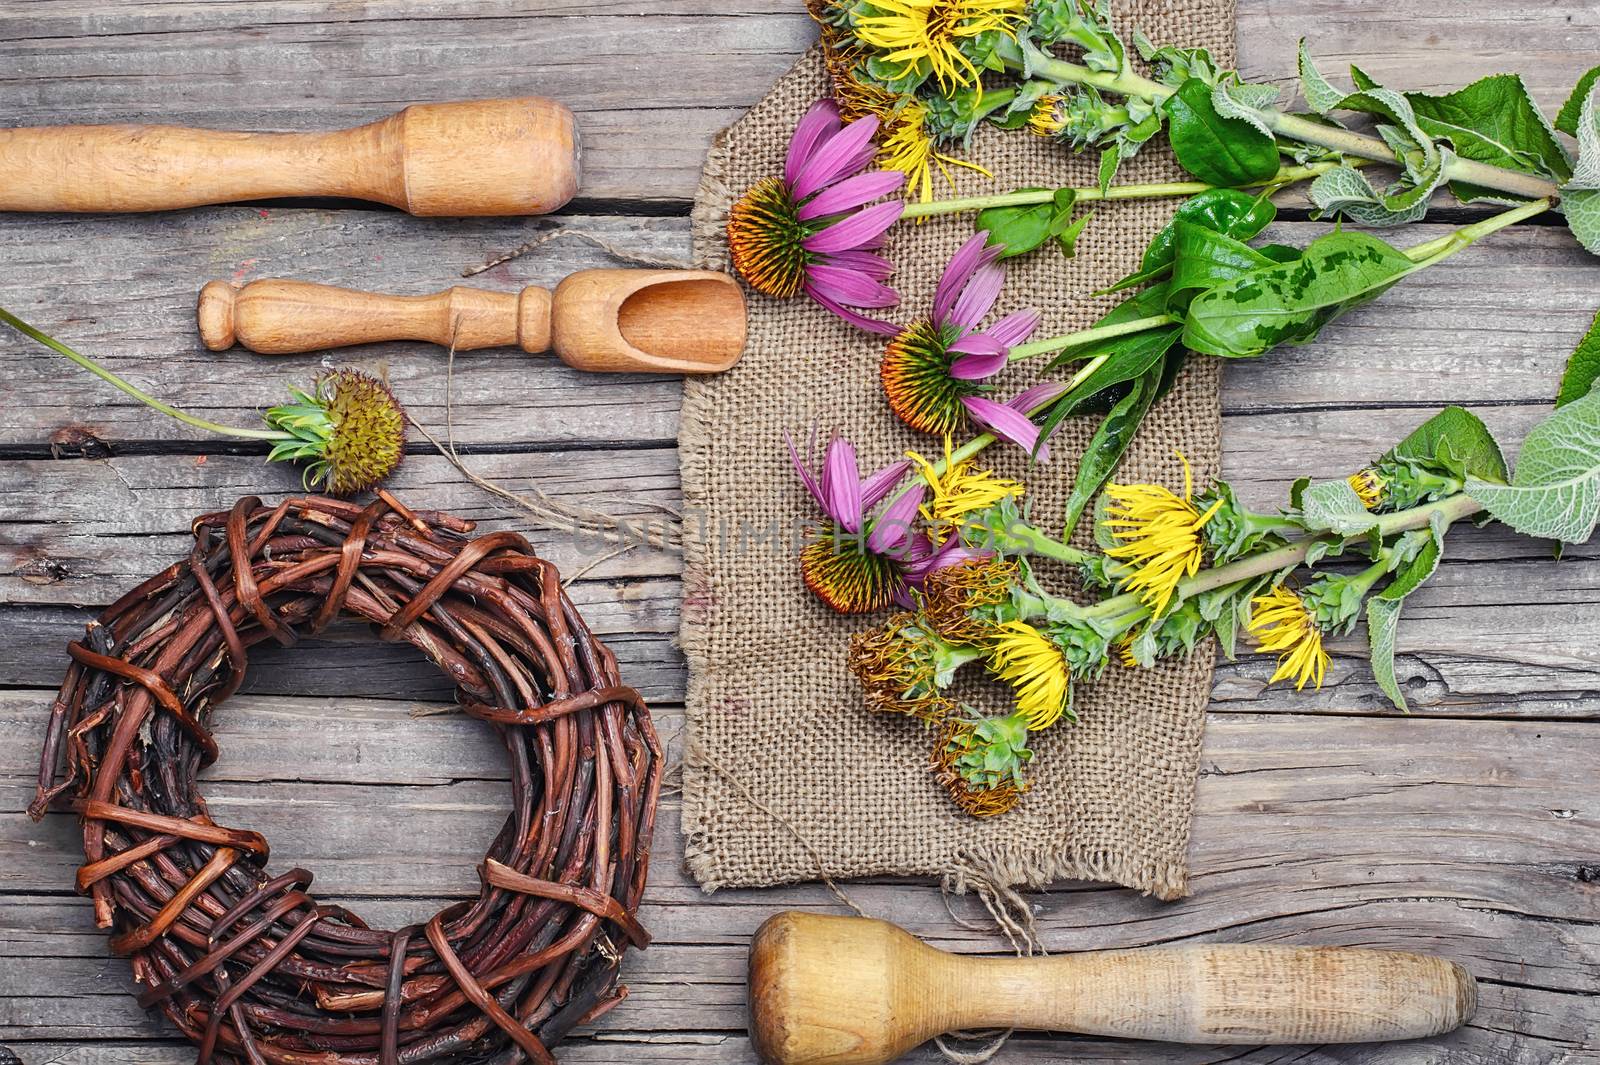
[
  {"left": 408, "top": 336, "right": 685, "bottom": 553},
  {"left": 463, "top": 227, "right": 695, "bottom": 278}
]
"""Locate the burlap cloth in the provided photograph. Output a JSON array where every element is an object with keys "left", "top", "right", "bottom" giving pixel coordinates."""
[{"left": 680, "top": 0, "right": 1233, "bottom": 900}]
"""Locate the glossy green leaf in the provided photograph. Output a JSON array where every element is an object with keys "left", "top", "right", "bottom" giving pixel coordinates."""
[
  {"left": 1105, "top": 188, "right": 1275, "bottom": 293},
  {"left": 1059, "top": 364, "right": 1163, "bottom": 537},
  {"left": 977, "top": 188, "right": 1055, "bottom": 259},
  {"left": 1557, "top": 66, "right": 1600, "bottom": 137},
  {"left": 1557, "top": 309, "right": 1600, "bottom": 408},
  {"left": 1182, "top": 231, "right": 1418, "bottom": 359},
  {"left": 1405, "top": 74, "right": 1572, "bottom": 188},
  {"left": 1161, "top": 77, "right": 1280, "bottom": 187},
  {"left": 1166, "top": 220, "right": 1281, "bottom": 310},
  {"left": 1392, "top": 406, "right": 1508, "bottom": 484}
]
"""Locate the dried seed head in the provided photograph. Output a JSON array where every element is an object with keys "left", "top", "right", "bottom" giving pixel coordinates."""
[{"left": 919, "top": 556, "right": 1018, "bottom": 644}]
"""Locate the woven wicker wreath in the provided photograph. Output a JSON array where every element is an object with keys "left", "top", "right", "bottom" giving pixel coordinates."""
[{"left": 29, "top": 492, "right": 662, "bottom": 1064}]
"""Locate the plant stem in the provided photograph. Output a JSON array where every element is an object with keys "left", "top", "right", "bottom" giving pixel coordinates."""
[
  {"left": 0, "top": 308, "right": 293, "bottom": 442},
  {"left": 1021, "top": 44, "right": 1562, "bottom": 205},
  {"left": 1008, "top": 313, "right": 1177, "bottom": 361},
  {"left": 1402, "top": 197, "right": 1553, "bottom": 265},
  {"left": 900, "top": 161, "right": 1345, "bottom": 220},
  {"left": 999, "top": 522, "right": 1094, "bottom": 565},
  {"left": 1082, "top": 492, "right": 1482, "bottom": 620}
]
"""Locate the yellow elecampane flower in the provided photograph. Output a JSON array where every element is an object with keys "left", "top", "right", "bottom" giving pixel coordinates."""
[
  {"left": 1347, "top": 467, "right": 1386, "bottom": 510},
  {"left": 1102, "top": 452, "right": 1223, "bottom": 617},
  {"left": 1247, "top": 584, "right": 1330, "bottom": 691},
  {"left": 989, "top": 620, "right": 1071, "bottom": 730},
  {"left": 854, "top": 0, "right": 1026, "bottom": 91},
  {"left": 907, "top": 440, "right": 1022, "bottom": 534}
]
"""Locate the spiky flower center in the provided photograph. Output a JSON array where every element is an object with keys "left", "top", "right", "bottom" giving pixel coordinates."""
[
  {"left": 881, "top": 318, "right": 978, "bottom": 436},
  {"left": 931, "top": 710, "right": 1030, "bottom": 817},
  {"left": 728, "top": 176, "right": 811, "bottom": 299},
  {"left": 264, "top": 369, "right": 405, "bottom": 497},
  {"left": 919, "top": 556, "right": 1017, "bottom": 644},
  {"left": 800, "top": 525, "right": 903, "bottom": 614},
  {"left": 848, "top": 612, "right": 957, "bottom": 723}
]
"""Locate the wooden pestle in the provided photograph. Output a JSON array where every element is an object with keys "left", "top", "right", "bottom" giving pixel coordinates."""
[
  {"left": 0, "top": 98, "right": 578, "bottom": 216},
  {"left": 197, "top": 271, "right": 747, "bottom": 374},
  {"left": 748, "top": 913, "right": 1477, "bottom": 1065}
]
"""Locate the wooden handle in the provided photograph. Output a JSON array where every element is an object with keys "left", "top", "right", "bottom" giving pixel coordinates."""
[
  {"left": 0, "top": 98, "right": 578, "bottom": 216},
  {"left": 199, "top": 271, "right": 745, "bottom": 374},
  {"left": 198, "top": 279, "right": 552, "bottom": 354},
  {"left": 749, "top": 913, "right": 1476, "bottom": 1065}
]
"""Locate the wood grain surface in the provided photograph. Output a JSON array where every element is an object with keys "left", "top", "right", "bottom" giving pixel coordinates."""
[{"left": 2, "top": 2, "right": 1597, "bottom": 1063}]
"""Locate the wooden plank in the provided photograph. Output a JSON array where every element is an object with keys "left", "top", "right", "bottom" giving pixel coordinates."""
[
  {"left": 1, "top": 1, "right": 1595, "bottom": 205},
  {"left": 1, "top": 213, "right": 1592, "bottom": 449},
  {"left": 3, "top": 698, "right": 1595, "bottom": 1051}
]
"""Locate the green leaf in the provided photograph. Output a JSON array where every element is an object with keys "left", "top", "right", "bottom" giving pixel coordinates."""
[
  {"left": 1166, "top": 220, "right": 1281, "bottom": 310},
  {"left": 1405, "top": 74, "right": 1572, "bottom": 187},
  {"left": 1210, "top": 77, "right": 1281, "bottom": 141},
  {"left": 1297, "top": 41, "right": 1346, "bottom": 115},
  {"left": 1557, "top": 309, "right": 1600, "bottom": 408},
  {"left": 1161, "top": 77, "right": 1282, "bottom": 187},
  {"left": 1105, "top": 188, "right": 1276, "bottom": 293},
  {"left": 1563, "top": 189, "right": 1600, "bottom": 256},
  {"left": 1059, "top": 364, "right": 1163, "bottom": 536},
  {"left": 1366, "top": 526, "right": 1444, "bottom": 712},
  {"left": 1468, "top": 385, "right": 1600, "bottom": 543},
  {"left": 1392, "top": 405, "right": 1508, "bottom": 484},
  {"left": 977, "top": 189, "right": 1055, "bottom": 258},
  {"left": 1182, "top": 231, "right": 1418, "bottom": 359},
  {"left": 1053, "top": 211, "right": 1094, "bottom": 257},
  {"left": 1309, "top": 165, "right": 1431, "bottom": 227},
  {"left": 1097, "top": 145, "right": 1121, "bottom": 194},
  {"left": 1557, "top": 66, "right": 1600, "bottom": 137},
  {"left": 1297, "top": 478, "right": 1378, "bottom": 537}
]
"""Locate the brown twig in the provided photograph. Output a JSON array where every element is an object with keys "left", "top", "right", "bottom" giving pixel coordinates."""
[{"left": 31, "top": 493, "right": 662, "bottom": 1062}]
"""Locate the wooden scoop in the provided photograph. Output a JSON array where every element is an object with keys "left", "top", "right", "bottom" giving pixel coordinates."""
[
  {"left": 0, "top": 98, "right": 577, "bottom": 216},
  {"left": 748, "top": 912, "right": 1476, "bottom": 1065},
  {"left": 197, "top": 271, "right": 747, "bottom": 374}
]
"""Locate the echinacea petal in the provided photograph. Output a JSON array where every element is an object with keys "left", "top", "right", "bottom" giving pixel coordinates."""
[
  {"left": 1007, "top": 380, "right": 1070, "bottom": 414},
  {"left": 947, "top": 333, "right": 1009, "bottom": 380},
  {"left": 784, "top": 429, "right": 827, "bottom": 512},
  {"left": 821, "top": 436, "right": 864, "bottom": 532},
  {"left": 797, "top": 169, "right": 905, "bottom": 221},
  {"left": 806, "top": 264, "right": 901, "bottom": 309},
  {"left": 805, "top": 282, "right": 903, "bottom": 335},
  {"left": 932, "top": 231, "right": 1001, "bottom": 324},
  {"left": 867, "top": 484, "right": 927, "bottom": 555},
  {"left": 860, "top": 458, "right": 912, "bottom": 510},
  {"left": 819, "top": 248, "right": 896, "bottom": 280},
  {"left": 791, "top": 113, "right": 881, "bottom": 201},
  {"left": 963, "top": 396, "right": 1049, "bottom": 460},
  {"left": 986, "top": 307, "right": 1043, "bottom": 349},
  {"left": 948, "top": 263, "right": 1006, "bottom": 331},
  {"left": 785, "top": 99, "right": 843, "bottom": 186},
  {"left": 803, "top": 201, "right": 903, "bottom": 254}
]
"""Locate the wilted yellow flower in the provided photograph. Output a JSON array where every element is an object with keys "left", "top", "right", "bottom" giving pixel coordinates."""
[
  {"left": 847, "top": 612, "right": 961, "bottom": 724},
  {"left": 908, "top": 441, "right": 1022, "bottom": 536},
  {"left": 920, "top": 556, "right": 1017, "bottom": 644},
  {"left": 1028, "top": 94, "right": 1067, "bottom": 137},
  {"left": 1348, "top": 468, "right": 1386, "bottom": 510},
  {"left": 1102, "top": 453, "right": 1223, "bottom": 617},
  {"left": 1248, "top": 584, "right": 1330, "bottom": 691},
  {"left": 989, "top": 620, "right": 1071, "bottom": 730},
  {"left": 854, "top": 0, "right": 1026, "bottom": 90}
]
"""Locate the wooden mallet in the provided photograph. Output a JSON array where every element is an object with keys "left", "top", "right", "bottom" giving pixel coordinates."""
[
  {"left": 0, "top": 98, "right": 578, "bottom": 216},
  {"left": 748, "top": 912, "right": 1476, "bottom": 1065},
  {"left": 197, "top": 272, "right": 747, "bottom": 374}
]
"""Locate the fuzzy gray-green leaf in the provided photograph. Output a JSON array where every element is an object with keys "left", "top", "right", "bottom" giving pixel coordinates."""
[{"left": 1468, "top": 385, "right": 1600, "bottom": 543}]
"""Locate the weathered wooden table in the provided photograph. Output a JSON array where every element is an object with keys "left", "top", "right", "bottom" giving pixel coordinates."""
[{"left": 2, "top": 2, "right": 1597, "bottom": 1062}]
